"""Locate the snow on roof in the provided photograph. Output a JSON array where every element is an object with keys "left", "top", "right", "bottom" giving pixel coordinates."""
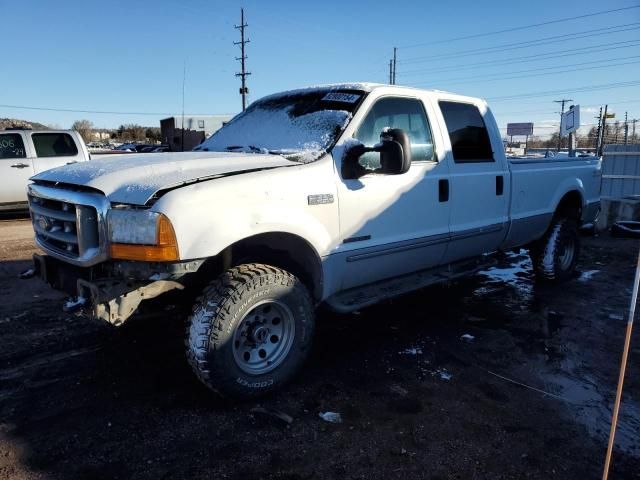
[{"left": 258, "top": 82, "right": 464, "bottom": 99}]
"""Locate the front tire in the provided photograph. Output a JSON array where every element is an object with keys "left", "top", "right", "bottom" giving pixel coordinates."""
[
  {"left": 186, "top": 264, "right": 315, "bottom": 399},
  {"left": 531, "top": 218, "right": 580, "bottom": 282}
]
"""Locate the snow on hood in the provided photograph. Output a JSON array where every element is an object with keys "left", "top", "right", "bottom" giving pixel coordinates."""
[{"left": 31, "top": 151, "right": 293, "bottom": 205}]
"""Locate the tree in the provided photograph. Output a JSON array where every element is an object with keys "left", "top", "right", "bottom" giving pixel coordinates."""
[
  {"left": 117, "top": 124, "right": 146, "bottom": 142},
  {"left": 145, "top": 127, "right": 162, "bottom": 143},
  {"left": 72, "top": 119, "right": 94, "bottom": 143}
]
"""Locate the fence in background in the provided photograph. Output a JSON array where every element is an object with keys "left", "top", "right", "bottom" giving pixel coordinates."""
[{"left": 602, "top": 144, "right": 640, "bottom": 199}]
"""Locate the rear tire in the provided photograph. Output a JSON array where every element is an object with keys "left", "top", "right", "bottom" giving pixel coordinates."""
[
  {"left": 186, "top": 263, "right": 315, "bottom": 399},
  {"left": 531, "top": 218, "right": 580, "bottom": 282}
]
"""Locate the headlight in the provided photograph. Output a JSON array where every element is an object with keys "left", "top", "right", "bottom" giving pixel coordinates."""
[{"left": 107, "top": 209, "right": 179, "bottom": 262}]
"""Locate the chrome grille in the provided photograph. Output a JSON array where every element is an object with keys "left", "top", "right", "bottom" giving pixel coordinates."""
[
  {"left": 27, "top": 184, "right": 110, "bottom": 267},
  {"left": 29, "top": 197, "right": 97, "bottom": 258}
]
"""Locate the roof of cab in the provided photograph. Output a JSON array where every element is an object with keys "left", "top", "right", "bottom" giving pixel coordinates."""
[
  {"left": 276, "top": 82, "right": 483, "bottom": 102},
  {"left": 254, "top": 83, "right": 487, "bottom": 108}
]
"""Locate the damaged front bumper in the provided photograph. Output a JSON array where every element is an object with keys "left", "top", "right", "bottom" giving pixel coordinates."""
[{"left": 32, "top": 254, "right": 202, "bottom": 326}]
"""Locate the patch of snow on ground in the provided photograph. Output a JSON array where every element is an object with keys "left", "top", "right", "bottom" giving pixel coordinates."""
[
  {"left": 477, "top": 250, "right": 532, "bottom": 293},
  {"left": 318, "top": 412, "right": 342, "bottom": 423},
  {"left": 578, "top": 270, "right": 600, "bottom": 282},
  {"left": 434, "top": 368, "right": 452, "bottom": 381},
  {"left": 64, "top": 296, "right": 86, "bottom": 311},
  {"left": 399, "top": 347, "right": 423, "bottom": 355}
]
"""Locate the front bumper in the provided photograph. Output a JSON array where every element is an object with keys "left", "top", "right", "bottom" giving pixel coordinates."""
[{"left": 33, "top": 254, "right": 200, "bottom": 325}]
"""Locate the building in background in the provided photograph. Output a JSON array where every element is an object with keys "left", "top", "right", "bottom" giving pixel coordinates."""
[{"left": 160, "top": 115, "right": 232, "bottom": 151}]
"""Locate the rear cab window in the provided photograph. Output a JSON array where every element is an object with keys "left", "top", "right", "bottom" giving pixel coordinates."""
[
  {"left": 0, "top": 133, "right": 27, "bottom": 159},
  {"left": 439, "top": 101, "right": 493, "bottom": 163},
  {"left": 31, "top": 133, "right": 78, "bottom": 158}
]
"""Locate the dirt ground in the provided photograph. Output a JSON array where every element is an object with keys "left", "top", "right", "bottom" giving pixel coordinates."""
[{"left": 1, "top": 215, "right": 639, "bottom": 480}]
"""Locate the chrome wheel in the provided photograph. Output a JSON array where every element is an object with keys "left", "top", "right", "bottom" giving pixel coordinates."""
[
  {"left": 232, "top": 300, "right": 295, "bottom": 375},
  {"left": 559, "top": 241, "right": 575, "bottom": 271}
]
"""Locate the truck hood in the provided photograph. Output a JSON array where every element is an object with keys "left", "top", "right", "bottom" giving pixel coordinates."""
[{"left": 31, "top": 151, "right": 294, "bottom": 205}]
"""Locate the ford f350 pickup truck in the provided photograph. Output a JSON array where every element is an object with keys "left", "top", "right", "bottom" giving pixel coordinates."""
[{"left": 27, "top": 84, "right": 600, "bottom": 398}]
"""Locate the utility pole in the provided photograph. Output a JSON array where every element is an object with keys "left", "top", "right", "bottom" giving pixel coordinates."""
[
  {"left": 624, "top": 111, "right": 629, "bottom": 144},
  {"left": 181, "top": 61, "right": 186, "bottom": 152},
  {"left": 594, "top": 107, "right": 603, "bottom": 152},
  {"left": 553, "top": 98, "right": 573, "bottom": 152},
  {"left": 389, "top": 60, "right": 393, "bottom": 85},
  {"left": 600, "top": 104, "right": 608, "bottom": 156},
  {"left": 632, "top": 119, "right": 638, "bottom": 144},
  {"left": 234, "top": 8, "right": 251, "bottom": 111},
  {"left": 392, "top": 47, "right": 397, "bottom": 85}
]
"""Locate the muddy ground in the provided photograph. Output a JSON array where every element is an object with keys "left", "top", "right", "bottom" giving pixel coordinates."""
[{"left": 1, "top": 216, "right": 639, "bottom": 479}]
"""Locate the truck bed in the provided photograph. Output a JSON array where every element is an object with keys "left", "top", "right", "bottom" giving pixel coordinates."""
[{"left": 504, "top": 156, "right": 601, "bottom": 248}]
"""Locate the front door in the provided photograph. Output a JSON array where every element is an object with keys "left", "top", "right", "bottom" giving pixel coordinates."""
[
  {"left": 334, "top": 95, "right": 450, "bottom": 291},
  {"left": 0, "top": 132, "right": 33, "bottom": 207}
]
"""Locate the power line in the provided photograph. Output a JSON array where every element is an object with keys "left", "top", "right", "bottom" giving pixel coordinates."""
[
  {"left": 0, "top": 103, "right": 230, "bottom": 116},
  {"left": 400, "top": 22, "right": 640, "bottom": 65},
  {"left": 409, "top": 56, "right": 640, "bottom": 87},
  {"left": 399, "top": 5, "right": 640, "bottom": 48},
  {"left": 399, "top": 39, "right": 640, "bottom": 76},
  {"left": 488, "top": 80, "right": 640, "bottom": 102}
]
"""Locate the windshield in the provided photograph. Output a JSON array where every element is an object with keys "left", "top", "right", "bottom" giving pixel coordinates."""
[{"left": 196, "top": 88, "right": 367, "bottom": 162}]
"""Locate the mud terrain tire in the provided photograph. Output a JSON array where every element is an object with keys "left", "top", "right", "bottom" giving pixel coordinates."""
[
  {"left": 186, "top": 263, "right": 314, "bottom": 399},
  {"left": 531, "top": 218, "right": 580, "bottom": 282}
]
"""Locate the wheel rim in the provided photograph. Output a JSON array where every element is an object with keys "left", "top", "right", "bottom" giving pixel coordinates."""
[
  {"left": 232, "top": 300, "right": 295, "bottom": 375},
  {"left": 558, "top": 240, "right": 575, "bottom": 271}
]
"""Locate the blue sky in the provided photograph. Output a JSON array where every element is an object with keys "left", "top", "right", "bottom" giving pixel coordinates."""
[{"left": 2, "top": 0, "right": 639, "bottom": 138}]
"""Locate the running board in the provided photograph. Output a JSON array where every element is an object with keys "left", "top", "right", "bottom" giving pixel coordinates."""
[{"left": 325, "top": 256, "right": 497, "bottom": 313}]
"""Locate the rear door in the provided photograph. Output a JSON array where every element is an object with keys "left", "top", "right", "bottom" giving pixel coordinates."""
[
  {"left": 435, "top": 100, "right": 510, "bottom": 263},
  {"left": 30, "top": 132, "right": 83, "bottom": 174},
  {"left": 0, "top": 132, "right": 33, "bottom": 207}
]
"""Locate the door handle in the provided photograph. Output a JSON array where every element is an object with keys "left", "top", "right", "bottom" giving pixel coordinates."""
[
  {"left": 11, "top": 163, "right": 29, "bottom": 169},
  {"left": 496, "top": 175, "right": 504, "bottom": 196},
  {"left": 439, "top": 179, "right": 449, "bottom": 202}
]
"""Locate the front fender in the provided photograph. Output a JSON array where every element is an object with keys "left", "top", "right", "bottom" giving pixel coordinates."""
[{"left": 151, "top": 161, "right": 338, "bottom": 261}]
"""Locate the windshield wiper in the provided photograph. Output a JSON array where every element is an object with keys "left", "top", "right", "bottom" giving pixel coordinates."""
[
  {"left": 223, "top": 145, "right": 314, "bottom": 162},
  {"left": 225, "top": 145, "right": 266, "bottom": 153}
]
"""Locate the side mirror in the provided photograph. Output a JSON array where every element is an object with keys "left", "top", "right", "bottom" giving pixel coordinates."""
[
  {"left": 378, "top": 128, "right": 411, "bottom": 175},
  {"left": 341, "top": 128, "right": 412, "bottom": 179}
]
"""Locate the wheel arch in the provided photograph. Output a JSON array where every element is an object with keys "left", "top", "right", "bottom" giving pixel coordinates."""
[
  {"left": 554, "top": 189, "right": 584, "bottom": 220},
  {"left": 199, "top": 232, "right": 324, "bottom": 302}
]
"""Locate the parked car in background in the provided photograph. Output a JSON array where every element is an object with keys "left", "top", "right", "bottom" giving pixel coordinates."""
[
  {"left": 0, "top": 129, "right": 90, "bottom": 211},
  {"left": 113, "top": 143, "right": 138, "bottom": 152},
  {"left": 151, "top": 145, "right": 170, "bottom": 153},
  {"left": 26, "top": 84, "right": 601, "bottom": 398}
]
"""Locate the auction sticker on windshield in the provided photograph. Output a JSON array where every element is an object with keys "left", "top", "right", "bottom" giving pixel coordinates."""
[{"left": 322, "top": 92, "right": 361, "bottom": 103}]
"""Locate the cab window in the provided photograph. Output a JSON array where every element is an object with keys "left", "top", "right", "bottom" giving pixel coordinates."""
[
  {"left": 0, "top": 133, "right": 26, "bottom": 159},
  {"left": 354, "top": 97, "right": 435, "bottom": 170},
  {"left": 439, "top": 101, "right": 493, "bottom": 163},
  {"left": 31, "top": 133, "right": 78, "bottom": 158}
]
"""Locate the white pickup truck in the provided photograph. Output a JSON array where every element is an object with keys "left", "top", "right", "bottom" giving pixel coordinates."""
[
  {"left": 0, "top": 129, "right": 90, "bottom": 211},
  {"left": 27, "top": 84, "right": 601, "bottom": 398}
]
